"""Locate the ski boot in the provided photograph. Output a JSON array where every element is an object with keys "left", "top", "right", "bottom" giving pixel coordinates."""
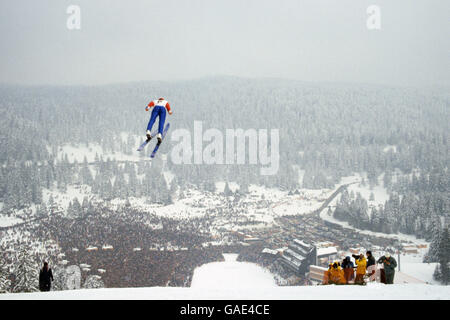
[
  {"left": 156, "top": 133, "right": 162, "bottom": 144},
  {"left": 146, "top": 130, "right": 152, "bottom": 141}
]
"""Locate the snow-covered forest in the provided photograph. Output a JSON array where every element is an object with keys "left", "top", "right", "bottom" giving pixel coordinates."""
[
  {"left": 0, "top": 77, "right": 449, "bottom": 292},
  {"left": 1, "top": 78, "right": 448, "bottom": 235}
]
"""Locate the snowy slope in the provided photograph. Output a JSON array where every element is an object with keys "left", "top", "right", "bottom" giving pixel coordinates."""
[
  {"left": 191, "top": 254, "right": 277, "bottom": 289},
  {"left": 2, "top": 284, "right": 449, "bottom": 300}
]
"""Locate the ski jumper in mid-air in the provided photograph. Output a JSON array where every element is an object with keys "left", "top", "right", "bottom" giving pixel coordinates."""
[{"left": 145, "top": 98, "right": 172, "bottom": 143}]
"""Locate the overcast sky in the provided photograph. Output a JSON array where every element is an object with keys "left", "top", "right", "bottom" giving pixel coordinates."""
[{"left": 0, "top": 0, "right": 448, "bottom": 87}]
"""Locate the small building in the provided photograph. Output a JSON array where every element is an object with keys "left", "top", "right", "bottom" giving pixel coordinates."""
[
  {"left": 309, "top": 265, "right": 328, "bottom": 284},
  {"left": 402, "top": 246, "right": 418, "bottom": 254},
  {"left": 243, "top": 237, "right": 262, "bottom": 243},
  {"left": 262, "top": 248, "right": 279, "bottom": 256},
  {"left": 316, "top": 246, "right": 338, "bottom": 266}
]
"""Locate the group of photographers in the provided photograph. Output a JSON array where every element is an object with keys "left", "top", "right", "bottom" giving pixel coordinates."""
[{"left": 324, "top": 251, "right": 397, "bottom": 285}]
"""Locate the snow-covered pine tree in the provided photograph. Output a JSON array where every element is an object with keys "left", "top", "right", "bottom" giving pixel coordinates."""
[
  {"left": 67, "top": 197, "right": 82, "bottom": 219},
  {"left": 127, "top": 163, "right": 139, "bottom": 197},
  {"left": 126, "top": 134, "right": 135, "bottom": 155},
  {"left": 80, "top": 157, "right": 93, "bottom": 185},
  {"left": 83, "top": 275, "right": 104, "bottom": 289},
  {"left": 239, "top": 180, "right": 249, "bottom": 194},
  {"left": 0, "top": 260, "right": 11, "bottom": 293},
  {"left": 433, "top": 264, "right": 442, "bottom": 282},
  {"left": 81, "top": 196, "right": 91, "bottom": 218},
  {"left": 36, "top": 203, "right": 48, "bottom": 218},
  {"left": 437, "top": 227, "right": 450, "bottom": 285},
  {"left": 224, "top": 182, "right": 232, "bottom": 196},
  {"left": 165, "top": 193, "right": 174, "bottom": 205},
  {"left": 12, "top": 246, "right": 39, "bottom": 293},
  {"left": 424, "top": 215, "right": 442, "bottom": 263}
]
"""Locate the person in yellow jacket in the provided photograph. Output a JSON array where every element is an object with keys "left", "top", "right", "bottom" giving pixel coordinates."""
[
  {"left": 327, "top": 262, "right": 346, "bottom": 285},
  {"left": 323, "top": 263, "right": 332, "bottom": 284},
  {"left": 354, "top": 254, "right": 367, "bottom": 285}
]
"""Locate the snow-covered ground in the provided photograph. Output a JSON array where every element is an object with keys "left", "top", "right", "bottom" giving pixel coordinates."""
[
  {"left": 191, "top": 254, "right": 277, "bottom": 289},
  {"left": 53, "top": 133, "right": 143, "bottom": 163},
  {"left": 42, "top": 185, "right": 95, "bottom": 213},
  {"left": 107, "top": 183, "right": 335, "bottom": 226},
  {"left": 2, "top": 283, "right": 448, "bottom": 300},
  {"left": 2, "top": 253, "right": 448, "bottom": 300},
  {"left": 398, "top": 251, "right": 440, "bottom": 285},
  {"left": 0, "top": 215, "right": 23, "bottom": 228}
]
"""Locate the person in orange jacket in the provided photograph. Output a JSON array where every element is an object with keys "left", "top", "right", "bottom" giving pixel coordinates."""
[{"left": 323, "top": 263, "right": 333, "bottom": 284}]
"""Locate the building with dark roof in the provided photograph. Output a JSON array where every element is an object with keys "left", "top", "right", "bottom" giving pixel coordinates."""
[{"left": 279, "top": 239, "right": 316, "bottom": 276}]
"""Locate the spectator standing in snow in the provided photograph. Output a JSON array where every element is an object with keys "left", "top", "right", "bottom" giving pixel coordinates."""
[
  {"left": 377, "top": 253, "right": 397, "bottom": 284},
  {"left": 39, "top": 262, "right": 54, "bottom": 292},
  {"left": 353, "top": 254, "right": 367, "bottom": 285},
  {"left": 366, "top": 251, "right": 376, "bottom": 282},
  {"left": 341, "top": 256, "right": 355, "bottom": 284}
]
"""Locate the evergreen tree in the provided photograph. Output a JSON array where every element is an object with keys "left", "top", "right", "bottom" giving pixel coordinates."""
[
  {"left": 127, "top": 164, "right": 139, "bottom": 197},
  {"left": 81, "top": 196, "right": 91, "bottom": 218},
  {"left": 0, "top": 260, "right": 11, "bottom": 293},
  {"left": 83, "top": 275, "right": 105, "bottom": 289},
  {"left": 239, "top": 181, "right": 249, "bottom": 194},
  {"left": 36, "top": 203, "right": 48, "bottom": 218},
  {"left": 112, "top": 171, "right": 127, "bottom": 199},
  {"left": 223, "top": 182, "right": 232, "bottom": 196},
  {"left": 67, "top": 198, "right": 82, "bottom": 219},
  {"left": 12, "top": 246, "right": 38, "bottom": 293},
  {"left": 80, "top": 157, "right": 93, "bottom": 185},
  {"left": 437, "top": 227, "right": 450, "bottom": 285},
  {"left": 424, "top": 216, "right": 442, "bottom": 262}
]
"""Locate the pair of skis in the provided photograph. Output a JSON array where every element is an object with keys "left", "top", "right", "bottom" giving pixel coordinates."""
[{"left": 137, "top": 123, "right": 170, "bottom": 158}]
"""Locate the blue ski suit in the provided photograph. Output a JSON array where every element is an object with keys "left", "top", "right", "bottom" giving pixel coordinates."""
[{"left": 146, "top": 98, "right": 172, "bottom": 135}]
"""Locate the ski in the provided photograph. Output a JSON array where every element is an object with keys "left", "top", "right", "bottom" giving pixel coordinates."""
[
  {"left": 150, "top": 122, "right": 170, "bottom": 158},
  {"left": 137, "top": 128, "right": 158, "bottom": 151}
]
